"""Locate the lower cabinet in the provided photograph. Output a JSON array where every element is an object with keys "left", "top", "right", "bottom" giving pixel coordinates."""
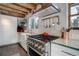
[
  {"left": 51, "top": 43, "right": 79, "bottom": 56},
  {"left": 51, "top": 43, "right": 70, "bottom": 56},
  {"left": 19, "top": 33, "right": 28, "bottom": 51}
]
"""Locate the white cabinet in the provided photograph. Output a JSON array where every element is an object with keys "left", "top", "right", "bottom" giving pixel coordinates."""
[
  {"left": 51, "top": 43, "right": 79, "bottom": 56},
  {"left": 51, "top": 43, "right": 71, "bottom": 56},
  {"left": 19, "top": 33, "right": 28, "bottom": 51}
]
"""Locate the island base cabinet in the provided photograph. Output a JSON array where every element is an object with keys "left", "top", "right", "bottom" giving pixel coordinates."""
[{"left": 51, "top": 43, "right": 71, "bottom": 56}]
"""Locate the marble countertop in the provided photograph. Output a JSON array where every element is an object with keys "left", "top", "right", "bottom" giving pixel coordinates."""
[{"left": 51, "top": 38, "right": 79, "bottom": 51}]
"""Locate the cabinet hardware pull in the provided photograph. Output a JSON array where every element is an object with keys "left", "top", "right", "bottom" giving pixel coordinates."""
[{"left": 61, "top": 50, "right": 75, "bottom": 56}]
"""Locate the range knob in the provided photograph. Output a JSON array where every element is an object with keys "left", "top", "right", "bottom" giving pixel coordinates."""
[
  {"left": 31, "top": 41, "right": 34, "bottom": 45},
  {"left": 41, "top": 47, "right": 45, "bottom": 52},
  {"left": 35, "top": 43, "right": 38, "bottom": 47},
  {"left": 38, "top": 45, "right": 42, "bottom": 49}
]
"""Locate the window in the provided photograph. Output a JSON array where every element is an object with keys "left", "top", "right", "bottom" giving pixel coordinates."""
[
  {"left": 71, "top": 5, "right": 79, "bottom": 15},
  {"left": 29, "top": 16, "right": 39, "bottom": 29},
  {"left": 71, "top": 15, "right": 79, "bottom": 27},
  {"left": 68, "top": 3, "right": 79, "bottom": 29}
]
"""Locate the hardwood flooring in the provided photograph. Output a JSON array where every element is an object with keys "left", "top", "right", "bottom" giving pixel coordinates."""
[{"left": 0, "top": 43, "right": 28, "bottom": 56}]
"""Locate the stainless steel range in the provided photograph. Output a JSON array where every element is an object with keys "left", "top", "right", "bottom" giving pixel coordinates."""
[{"left": 27, "top": 35, "right": 59, "bottom": 56}]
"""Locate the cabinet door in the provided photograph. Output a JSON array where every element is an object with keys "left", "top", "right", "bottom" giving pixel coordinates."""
[
  {"left": 51, "top": 43, "right": 72, "bottom": 56},
  {"left": 20, "top": 34, "right": 27, "bottom": 51},
  {"left": 18, "top": 33, "right": 22, "bottom": 43},
  {"left": 60, "top": 45, "right": 79, "bottom": 56}
]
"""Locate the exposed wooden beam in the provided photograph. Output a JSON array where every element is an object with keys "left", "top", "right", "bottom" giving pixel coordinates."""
[
  {"left": 0, "top": 5, "right": 26, "bottom": 16},
  {"left": 13, "top": 3, "right": 32, "bottom": 10},
  {"left": 0, "top": 8, "right": 25, "bottom": 17},
  {"left": 0, "top": 4, "right": 27, "bottom": 14},
  {"left": 11, "top": 3, "right": 31, "bottom": 12},
  {"left": 10, "top": 12, "right": 25, "bottom": 17},
  {"left": 32, "top": 3, "right": 39, "bottom": 6},
  {"left": 14, "top": 3, "right": 36, "bottom": 10},
  {"left": 0, "top": 10, "right": 24, "bottom": 18}
]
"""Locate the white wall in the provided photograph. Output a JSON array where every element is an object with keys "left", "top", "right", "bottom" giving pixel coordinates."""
[
  {"left": 40, "top": 3, "right": 68, "bottom": 36},
  {"left": 41, "top": 4, "right": 79, "bottom": 49},
  {"left": 0, "top": 15, "right": 18, "bottom": 46},
  {"left": 25, "top": 12, "right": 42, "bottom": 34},
  {"left": 25, "top": 3, "right": 79, "bottom": 40},
  {"left": 25, "top": 3, "right": 79, "bottom": 49},
  {"left": 68, "top": 30, "right": 79, "bottom": 49},
  {"left": 25, "top": 3, "right": 68, "bottom": 35}
]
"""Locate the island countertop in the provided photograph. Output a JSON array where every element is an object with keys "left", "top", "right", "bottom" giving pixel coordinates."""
[{"left": 51, "top": 38, "right": 79, "bottom": 52}]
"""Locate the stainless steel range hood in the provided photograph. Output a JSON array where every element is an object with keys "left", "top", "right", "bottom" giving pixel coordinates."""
[{"left": 32, "top": 3, "right": 61, "bottom": 17}]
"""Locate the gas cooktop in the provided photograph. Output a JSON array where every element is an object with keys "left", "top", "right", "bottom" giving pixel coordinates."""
[{"left": 29, "top": 34, "right": 59, "bottom": 42}]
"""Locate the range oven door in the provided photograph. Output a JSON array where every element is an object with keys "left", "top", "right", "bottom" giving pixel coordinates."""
[{"left": 28, "top": 46, "right": 41, "bottom": 56}]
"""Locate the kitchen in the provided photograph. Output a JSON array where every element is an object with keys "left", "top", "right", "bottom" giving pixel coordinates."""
[{"left": 0, "top": 3, "right": 79, "bottom": 56}]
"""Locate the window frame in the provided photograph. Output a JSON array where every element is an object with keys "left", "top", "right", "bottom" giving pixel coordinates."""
[{"left": 68, "top": 3, "right": 79, "bottom": 30}]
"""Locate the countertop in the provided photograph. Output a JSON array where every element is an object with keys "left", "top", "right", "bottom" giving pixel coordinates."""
[{"left": 51, "top": 38, "right": 79, "bottom": 51}]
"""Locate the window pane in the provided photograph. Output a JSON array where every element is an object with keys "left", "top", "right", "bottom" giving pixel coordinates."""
[
  {"left": 70, "top": 15, "right": 79, "bottom": 27},
  {"left": 31, "top": 19, "right": 35, "bottom": 29},
  {"left": 71, "top": 5, "right": 79, "bottom": 15},
  {"left": 30, "top": 16, "right": 39, "bottom": 29},
  {"left": 35, "top": 17, "right": 39, "bottom": 28}
]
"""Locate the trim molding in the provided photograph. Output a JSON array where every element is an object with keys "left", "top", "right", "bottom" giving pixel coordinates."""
[
  {"left": 0, "top": 42, "right": 19, "bottom": 48},
  {"left": 52, "top": 42, "right": 79, "bottom": 51}
]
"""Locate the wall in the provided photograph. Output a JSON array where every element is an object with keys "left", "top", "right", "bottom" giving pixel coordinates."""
[
  {"left": 24, "top": 13, "right": 32, "bottom": 33},
  {"left": 68, "top": 30, "right": 79, "bottom": 49},
  {"left": 0, "top": 15, "right": 18, "bottom": 46},
  {"left": 41, "top": 3, "right": 79, "bottom": 49},
  {"left": 25, "top": 3, "right": 79, "bottom": 49},
  {"left": 40, "top": 3, "right": 68, "bottom": 36},
  {"left": 25, "top": 3, "right": 79, "bottom": 40},
  {"left": 24, "top": 12, "right": 42, "bottom": 34},
  {"left": 24, "top": 3, "right": 68, "bottom": 35}
]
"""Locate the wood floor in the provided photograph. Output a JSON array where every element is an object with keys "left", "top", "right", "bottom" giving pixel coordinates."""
[{"left": 0, "top": 43, "right": 28, "bottom": 56}]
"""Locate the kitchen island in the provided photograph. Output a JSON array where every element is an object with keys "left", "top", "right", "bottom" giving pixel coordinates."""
[{"left": 51, "top": 39, "right": 79, "bottom": 56}]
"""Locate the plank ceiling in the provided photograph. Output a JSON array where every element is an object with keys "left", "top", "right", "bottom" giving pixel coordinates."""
[
  {"left": 0, "top": 3, "right": 51, "bottom": 18},
  {"left": 0, "top": 3, "right": 39, "bottom": 18}
]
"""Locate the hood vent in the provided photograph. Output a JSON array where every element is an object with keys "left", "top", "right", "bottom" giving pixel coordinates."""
[{"left": 32, "top": 3, "right": 61, "bottom": 17}]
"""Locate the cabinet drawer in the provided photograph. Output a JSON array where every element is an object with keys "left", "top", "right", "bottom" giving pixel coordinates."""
[
  {"left": 51, "top": 43, "right": 79, "bottom": 56},
  {"left": 51, "top": 43, "right": 71, "bottom": 56}
]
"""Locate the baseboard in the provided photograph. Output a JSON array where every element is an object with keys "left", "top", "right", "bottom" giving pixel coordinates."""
[{"left": 0, "top": 42, "right": 19, "bottom": 48}]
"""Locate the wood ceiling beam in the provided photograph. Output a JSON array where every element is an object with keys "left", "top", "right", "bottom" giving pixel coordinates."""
[
  {"left": 0, "top": 11, "right": 24, "bottom": 18},
  {"left": 32, "top": 3, "right": 38, "bottom": 6},
  {"left": 11, "top": 3, "right": 31, "bottom": 12},
  {"left": 0, "top": 8, "right": 25, "bottom": 17},
  {"left": 0, "top": 4, "right": 27, "bottom": 14},
  {"left": 13, "top": 3, "right": 32, "bottom": 10},
  {"left": 14, "top": 3, "right": 36, "bottom": 10},
  {"left": 0, "top": 5, "right": 26, "bottom": 16},
  {"left": 10, "top": 12, "right": 25, "bottom": 17}
]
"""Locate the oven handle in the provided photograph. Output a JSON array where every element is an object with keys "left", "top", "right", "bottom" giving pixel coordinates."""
[
  {"left": 43, "top": 51, "right": 48, "bottom": 56},
  {"left": 61, "top": 50, "right": 75, "bottom": 56}
]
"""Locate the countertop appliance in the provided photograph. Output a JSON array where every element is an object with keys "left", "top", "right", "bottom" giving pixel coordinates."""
[{"left": 27, "top": 34, "right": 59, "bottom": 56}]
